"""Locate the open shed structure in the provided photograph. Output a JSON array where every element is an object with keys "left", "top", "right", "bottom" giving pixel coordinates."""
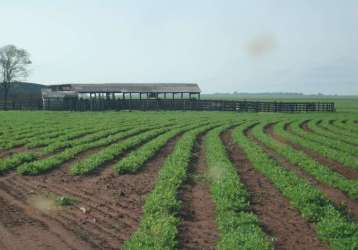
[{"left": 42, "top": 83, "right": 201, "bottom": 110}]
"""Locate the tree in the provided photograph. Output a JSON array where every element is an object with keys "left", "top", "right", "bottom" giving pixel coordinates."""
[{"left": 0, "top": 45, "right": 32, "bottom": 110}]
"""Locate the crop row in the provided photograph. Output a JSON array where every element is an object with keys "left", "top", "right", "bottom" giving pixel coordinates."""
[
  {"left": 123, "top": 124, "right": 216, "bottom": 249},
  {"left": 0, "top": 152, "right": 38, "bottom": 174},
  {"left": 9, "top": 125, "right": 102, "bottom": 150},
  {"left": 0, "top": 120, "right": 61, "bottom": 139},
  {"left": 253, "top": 122, "right": 358, "bottom": 200},
  {"left": 0, "top": 114, "right": 148, "bottom": 150},
  {"left": 277, "top": 121, "right": 358, "bottom": 169},
  {"left": 233, "top": 124, "right": 358, "bottom": 250},
  {"left": 16, "top": 124, "right": 165, "bottom": 175},
  {"left": 331, "top": 119, "right": 358, "bottom": 134},
  {"left": 25, "top": 125, "right": 104, "bottom": 149},
  {"left": 293, "top": 120, "right": 358, "bottom": 156},
  {"left": 306, "top": 120, "right": 358, "bottom": 152},
  {"left": 0, "top": 125, "right": 73, "bottom": 149},
  {"left": 0, "top": 117, "right": 83, "bottom": 139},
  {"left": 318, "top": 120, "right": 358, "bottom": 145},
  {"left": 0, "top": 117, "right": 114, "bottom": 150},
  {"left": 0, "top": 124, "right": 37, "bottom": 137},
  {"left": 204, "top": 124, "right": 272, "bottom": 249},
  {"left": 113, "top": 122, "right": 209, "bottom": 174},
  {"left": 346, "top": 119, "right": 358, "bottom": 129},
  {"left": 41, "top": 121, "right": 140, "bottom": 153},
  {"left": 0, "top": 125, "right": 106, "bottom": 159},
  {"left": 69, "top": 126, "right": 175, "bottom": 175},
  {"left": 25, "top": 119, "right": 142, "bottom": 149}
]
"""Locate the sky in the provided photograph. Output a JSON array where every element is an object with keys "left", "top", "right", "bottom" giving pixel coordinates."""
[{"left": 1, "top": 0, "right": 357, "bottom": 94}]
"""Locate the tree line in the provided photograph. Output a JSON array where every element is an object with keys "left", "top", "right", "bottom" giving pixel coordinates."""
[{"left": 0, "top": 45, "right": 32, "bottom": 110}]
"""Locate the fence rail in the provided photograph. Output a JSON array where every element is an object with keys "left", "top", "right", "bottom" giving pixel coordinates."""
[
  {"left": 42, "top": 98, "right": 335, "bottom": 112},
  {"left": 0, "top": 99, "right": 335, "bottom": 112}
]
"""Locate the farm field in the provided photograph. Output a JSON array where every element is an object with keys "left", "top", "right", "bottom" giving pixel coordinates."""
[{"left": 0, "top": 111, "right": 357, "bottom": 250}]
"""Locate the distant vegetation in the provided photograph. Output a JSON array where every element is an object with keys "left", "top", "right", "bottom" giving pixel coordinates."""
[{"left": 0, "top": 45, "right": 32, "bottom": 110}]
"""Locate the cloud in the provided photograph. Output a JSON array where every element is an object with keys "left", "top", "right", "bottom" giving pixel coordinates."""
[{"left": 246, "top": 34, "right": 277, "bottom": 58}]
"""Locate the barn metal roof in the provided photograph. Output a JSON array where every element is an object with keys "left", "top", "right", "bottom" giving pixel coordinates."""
[{"left": 47, "top": 83, "right": 201, "bottom": 93}]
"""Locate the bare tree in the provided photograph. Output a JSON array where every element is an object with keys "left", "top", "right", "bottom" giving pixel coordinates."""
[{"left": 0, "top": 45, "right": 32, "bottom": 110}]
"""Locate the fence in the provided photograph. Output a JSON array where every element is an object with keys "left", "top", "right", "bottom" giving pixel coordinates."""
[
  {"left": 43, "top": 98, "right": 335, "bottom": 112},
  {"left": 0, "top": 100, "right": 42, "bottom": 110},
  {"left": 0, "top": 99, "right": 335, "bottom": 112}
]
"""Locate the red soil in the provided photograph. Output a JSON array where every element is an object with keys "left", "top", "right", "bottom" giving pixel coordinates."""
[
  {"left": 221, "top": 130, "right": 328, "bottom": 250},
  {"left": 0, "top": 136, "right": 180, "bottom": 250},
  {"left": 302, "top": 119, "right": 358, "bottom": 147},
  {"left": 177, "top": 135, "right": 219, "bottom": 250},
  {"left": 272, "top": 123, "right": 358, "bottom": 180},
  {"left": 300, "top": 120, "right": 314, "bottom": 132},
  {"left": 257, "top": 124, "right": 358, "bottom": 219},
  {"left": 0, "top": 146, "right": 29, "bottom": 159}
]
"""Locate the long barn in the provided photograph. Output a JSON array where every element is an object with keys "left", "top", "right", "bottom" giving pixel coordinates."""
[{"left": 42, "top": 83, "right": 201, "bottom": 109}]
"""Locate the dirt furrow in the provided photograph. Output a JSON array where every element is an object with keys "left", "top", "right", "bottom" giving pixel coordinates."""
[
  {"left": 301, "top": 120, "right": 358, "bottom": 148},
  {"left": 222, "top": 130, "right": 328, "bottom": 250},
  {"left": 275, "top": 123, "right": 358, "bottom": 179},
  {"left": 300, "top": 120, "right": 314, "bottom": 132},
  {"left": 0, "top": 146, "right": 29, "bottom": 159},
  {"left": 21, "top": 127, "right": 157, "bottom": 175},
  {"left": 55, "top": 213, "right": 119, "bottom": 250},
  {"left": 0, "top": 187, "right": 92, "bottom": 250},
  {"left": 315, "top": 121, "right": 358, "bottom": 146},
  {"left": 0, "top": 179, "right": 105, "bottom": 249},
  {"left": 14, "top": 174, "right": 139, "bottom": 222},
  {"left": 253, "top": 126, "right": 358, "bottom": 219},
  {"left": 177, "top": 135, "right": 219, "bottom": 250},
  {"left": 35, "top": 181, "right": 139, "bottom": 224},
  {"left": 16, "top": 178, "right": 135, "bottom": 240},
  {"left": 0, "top": 135, "right": 181, "bottom": 249},
  {"left": 2, "top": 177, "right": 124, "bottom": 249}
]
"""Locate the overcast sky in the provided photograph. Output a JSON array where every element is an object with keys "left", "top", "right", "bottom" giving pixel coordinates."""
[{"left": 1, "top": 0, "right": 357, "bottom": 94}]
